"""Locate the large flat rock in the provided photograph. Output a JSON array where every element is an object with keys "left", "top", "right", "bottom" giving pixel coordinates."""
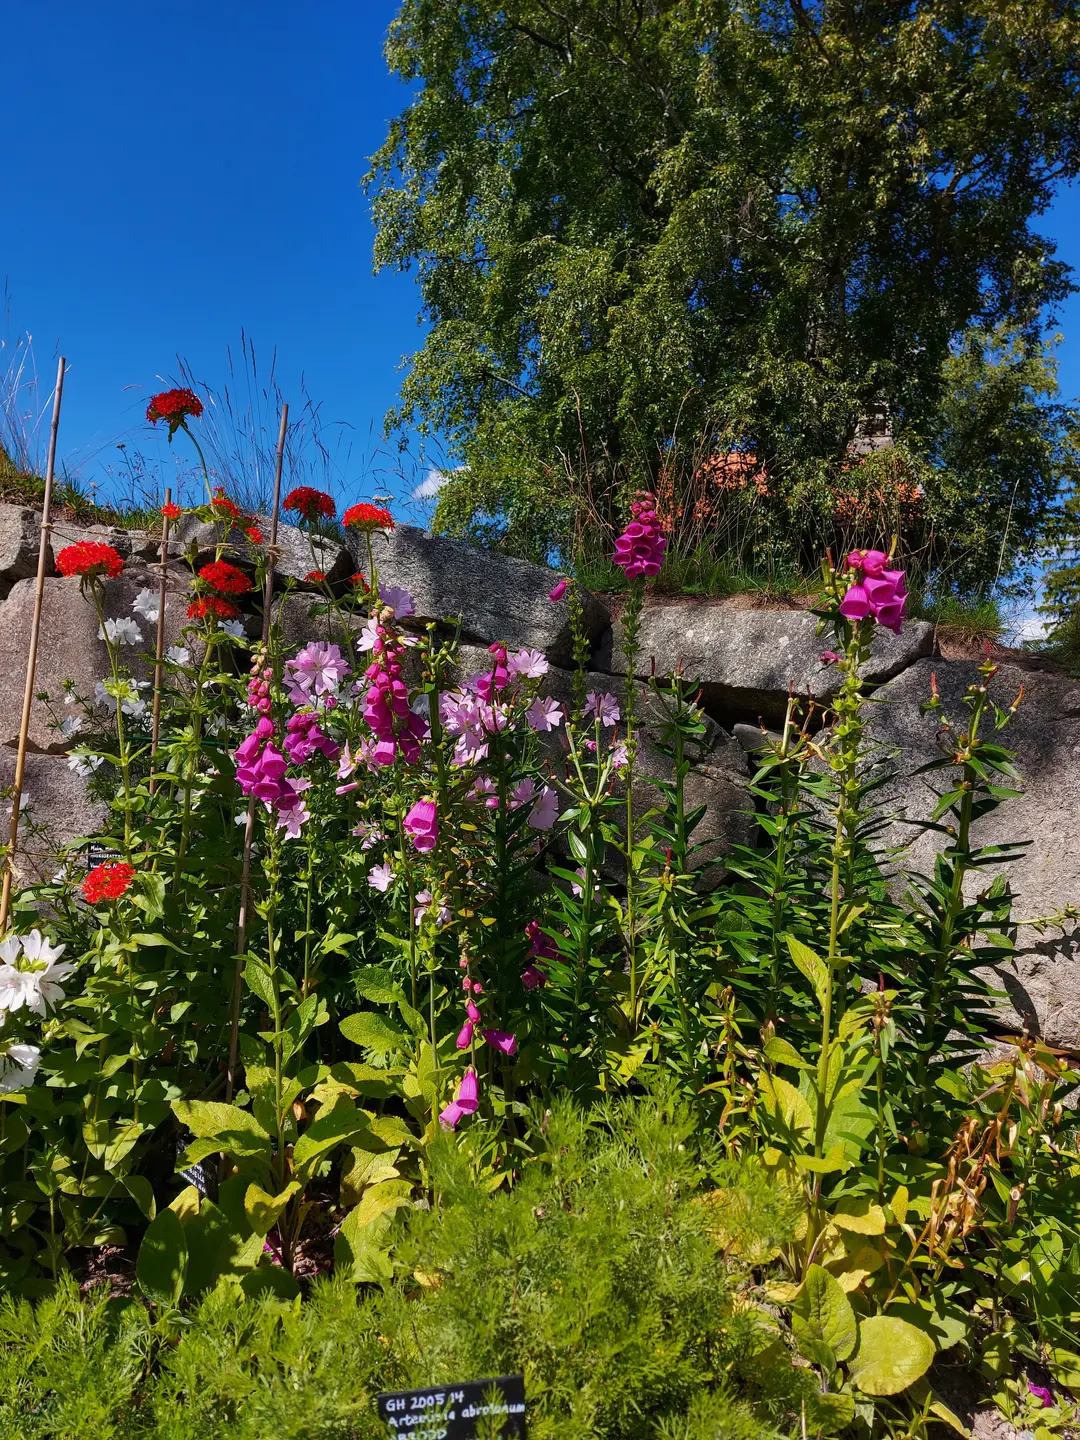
[
  {"left": 595, "top": 601, "right": 933, "bottom": 722},
  {"left": 0, "top": 750, "right": 109, "bottom": 883},
  {"left": 869, "top": 660, "right": 1080, "bottom": 1049},
  {"left": 0, "top": 505, "right": 44, "bottom": 599},
  {"left": 346, "top": 524, "right": 608, "bottom": 666},
  {"left": 172, "top": 515, "right": 352, "bottom": 589},
  {"left": 0, "top": 572, "right": 193, "bottom": 752}
]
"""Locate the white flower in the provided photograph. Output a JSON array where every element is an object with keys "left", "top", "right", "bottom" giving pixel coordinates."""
[
  {"left": 367, "top": 862, "right": 395, "bottom": 893},
  {"left": 0, "top": 964, "right": 32, "bottom": 1012},
  {"left": 11, "top": 931, "right": 73, "bottom": 1017},
  {"left": 100, "top": 617, "right": 143, "bottom": 646},
  {"left": 0, "top": 1042, "right": 40, "bottom": 1093},
  {"left": 0, "top": 936, "right": 22, "bottom": 966},
  {"left": 58, "top": 714, "right": 84, "bottom": 741},
  {"left": 95, "top": 678, "right": 149, "bottom": 718},
  {"left": 221, "top": 620, "right": 245, "bottom": 639},
  {"left": 132, "top": 588, "right": 161, "bottom": 624},
  {"left": 68, "top": 752, "right": 105, "bottom": 777},
  {"left": 166, "top": 645, "right": 191, "bottom": 665}
]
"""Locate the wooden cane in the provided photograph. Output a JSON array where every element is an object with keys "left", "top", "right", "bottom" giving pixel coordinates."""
[
  {"left": 0, "top": 356, "right": 66, "bottom": 933},
  {"left": 148, "top": 487, "right": 173, "bottom": 796},
  {"left": 225, "top": 403, "right": 288, "bottom": 1099}
]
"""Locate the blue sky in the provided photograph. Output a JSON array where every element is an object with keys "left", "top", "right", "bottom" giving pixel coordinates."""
[{"left": 3, "top": 2, "right": 1080, "bottom": 517}]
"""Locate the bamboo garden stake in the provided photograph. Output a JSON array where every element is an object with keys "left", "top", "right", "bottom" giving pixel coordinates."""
[
  {"left": 148, "top": 486, "right": 173, "bottom": 795},
  {"left": 0, "top": 356, "right": 67, "bottom": 934}
]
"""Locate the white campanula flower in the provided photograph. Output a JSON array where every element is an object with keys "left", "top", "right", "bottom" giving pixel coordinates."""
[
  {"left": 166, "top": 645, "right": 191, "bottom": 665},
  {"left": 99, "top": 617, "right": 143, "bottom": 646},
  {"left": 221, "top": 620, "right": 245, "bottom": 639},
  {"left": 0, "top": 1042, "right": 40, "bottom": 1094},
  {"left": 132, "top": 588, "right": 161, "bottom": 624},
  {"left": 57, "top": 714, "right": 84, "bottom": 741}
]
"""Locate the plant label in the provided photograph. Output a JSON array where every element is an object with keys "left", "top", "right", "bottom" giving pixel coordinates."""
[{"left": 376, "top": 1374, "right": 526, "bottom": 1438}]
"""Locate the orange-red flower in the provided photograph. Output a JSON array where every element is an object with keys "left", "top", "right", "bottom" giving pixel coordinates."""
[
  {"left": 147, "top": 388, "right": 203, "bottom": 429},
  {"left": 210, "top": 488, "right": 241, "bottom": 521},
  {"left": 161, "top": 501, "right": 182, "bottom": 520},
  {"left": 82, "top": 861, "right": 136, "bottom": 904},
  {"left": 304, "top": 570, "right": 326, "bottom": 583},
  {"left": 350, "top": 572, "right": 367, "bottom": 589},
  {"left": 284, "top": 487, "right": 335, "bottom": 522},
  {"left": 245, "top": 526, "right": 264, "bottom": 544},
  {"left": 55, "top": 541, "right": 124, "bottom": 580},
  {"left": 343, "top": 502, "right": 394, "bottom": 532},
  {"left": 197, "top": 560, "right": 252, "bottom": 596},
  {"left": 188, "top": 596, "right": 239, "bottom": 620}
]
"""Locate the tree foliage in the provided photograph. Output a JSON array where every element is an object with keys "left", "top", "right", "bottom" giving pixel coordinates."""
[{"left": 368, "top": 0, "right": 1080, "bottom": 575}]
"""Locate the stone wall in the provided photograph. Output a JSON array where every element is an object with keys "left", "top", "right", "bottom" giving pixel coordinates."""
[{"left": 1, "top": 506, "right": 1076, "bottom": 1047}]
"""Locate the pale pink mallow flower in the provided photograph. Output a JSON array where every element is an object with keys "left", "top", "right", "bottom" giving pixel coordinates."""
[
  {"left": 508, "top": 648, "right": 548, "bottom": 679},
  {"left": 439, "top": 1067, "right": 479, "bottom": 1129},
  {"left": 527, "top": 785, "right": 559, "bottom": 831},
  {"left": 584, "top": 691, "right": 621, "bottom": 727},
  {"left": 367, "top": 862, "right": 395, "bottom": 892},
  {"left": 351, "top": 821, "right": 384, "bottom": 850},
  {"left": 510, "top": 778, "right": 538, "bottom": 808},
  {"left": 527, "top": 696, "right": 564, "bottom": 732},
  {"left": 376, "top": 585, "right": 416, "bottom": 618},
  {"left": 403, "top": 799, "right": 438, "bottom": 852},
  {"left": 284, "top": 642, "right": 349, "bottom": 703}
]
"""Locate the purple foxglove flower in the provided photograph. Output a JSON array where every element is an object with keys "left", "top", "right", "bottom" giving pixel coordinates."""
[
  {"left": 466, "top": 998, "right": 481, "bottom": 1023},
  {"left": 527, "top": 785, "right": 559, "bottom": 831},
  {"left": 521, "top": 964, "right": 546, "bottom": 990},
  {"left": 483, "top": 1029, "right": 517, "bottom": 1056},
  {"left": 846, "top": 548, "right": 888, "bottom": 577},
  {"left": 403, "top": 799, "right": 438, "bottom": 852},
  {"left": 1028, "top": 1382, "right": 1054, "bottom": 1408},
  {"left": 458, "top": 1068, "right": 479, "bottom": 1110},
  {"left": 548, "top": 579, "right": 568, "bottom": 603},
  {"left": 456, "top": 1021, "right": 474, "bottom": 1050},
  {"left": 838, "top": 582, "right": 871, "bottom": 621},
  {"left": 439, "top": 1100, "right": 465, "bottom": 1128},
  {"left": 820, "top": 650, "right": 842, "bottom": 664},
  {"left": 612, "top": 493, "right": 667, "bottom": 578}
]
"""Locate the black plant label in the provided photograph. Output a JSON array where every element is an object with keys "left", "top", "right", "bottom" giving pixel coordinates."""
[{"left": 376, "top": 1375, "right": 526, "bottom": 1438}]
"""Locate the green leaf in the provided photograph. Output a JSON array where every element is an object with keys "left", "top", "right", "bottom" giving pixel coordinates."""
[
  {"left": 353, "top": 965, "right": 402, "bottom": 1004},
  {"left": 763, "top": 1035, "right": 810, "bottom": 1069},
  {"left": 244, "top": 1181, "right": 300, "bottom": 1236},
  {"left": 173, "top": 1100, "right": 271, "bottom": 1144},
  {"left": 850, "top": 1315, "right": 936, "bottom": 1396},
  {"left": 785, "top": 935, "right": 830, "bottom": 1010},
  {"left": 123, "top": 1174, "right": 157, "bottom": 1222},
  {"left": 760, "top": 1073, "right": 813, "bottom": 1139},
  {"left": 293, "top": 1108, "right": 374, "bottom": 1176},
  {"left": 791, "top": 1264, "right": 858, "bottom": 1366},
  {"left": 832, "top": 1197, "right": 887, "bottom": 1235},
  {"left": 339, "top": 1011, "right": 408, "bottom": 1054},
  {"left": 243, "top": 959, "right": 277, "bottom": 1009},
  {"left": 804, "top": 1391, "right": 856, "bottom": 1431},
  {"left": 240, "top": 1264, "right": 301, "bottom": 1303},
  {"left": 136, "top": 1207, "right": 187, "bottom": 1307}
]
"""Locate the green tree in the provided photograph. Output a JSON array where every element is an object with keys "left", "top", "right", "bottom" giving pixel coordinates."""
[{"left": 368, "top": 0, "right": 1080, "bottom": 570}]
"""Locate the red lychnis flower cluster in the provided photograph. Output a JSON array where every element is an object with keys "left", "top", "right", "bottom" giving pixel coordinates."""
[
  {"left": 146, "top": 388, "right": 203, "bottom": 432},
  {"left": 838, "top": 550, "right": 907, "bottom": 634},
  {"left": 188, "top": 595, "right": 240, "bottom": 621},
  {"left": 197, "top": 560, "right": 252, "bottom": 596},
  {"left": 245, "top": 526, "right": 264, "bottom": 545},
  {"left": 284, "top": 487, "right": 335, "bottom": 522},
  {"left": 55, "top": 541, "right": 125, "bottom": 581},
  {"left": 82, "top": 861, "right": 136, "bottom": 904},
  {"left": 161, "top": 501, "right": 182, "bottom": 521},
  {"left": 304, "top": 570, "right": 326, "bottom": 583},
  {"left": 343, "top": 502, "right": 394, "bottom": 532},
  {"left": 613, "top": 492, "right": 667, "bottom": 579}
]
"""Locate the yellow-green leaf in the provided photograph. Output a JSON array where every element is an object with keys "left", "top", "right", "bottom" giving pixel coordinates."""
[
  {"left": 785, "top": 935, "right": 830, "bottom": 1011},
  {"left": 850, "top": 1315, "right": 936, "bottom": 1396},
  {"left": 832, "top": 1197, "right": 887, "bottom": 1235},
  {"left": 244, "top": 1180, "right": 300, "bottom": 1237},
  {"left": 791, "top": 1264, "right": 858, "bottom": 1365}
]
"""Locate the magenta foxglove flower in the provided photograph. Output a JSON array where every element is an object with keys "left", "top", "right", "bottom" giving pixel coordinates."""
[
  {"left": 522, "top": 964, "right": 546, "bottom": 990},
  {"left": 456, "top": 1021, "right": 474, "bottom": 1050},
  {"left": 548, "top": 578, "right": 568, "bottom": 603},
  {"left": 482, "top": 1029, "right": 517, "bottom": 1056},
  {"left": 403, "top": 799, "right": 438, "bottom": 852},
  {"left": 840, "top": 554, "right": 907, "bottom": 633},
  {"left": 846, "top": 548, "right": 888, "bottom": 577},
  {"left": 1028, "top": 1382, "right": 1055, "bottom": 1408},
  {"left": 466, "top": 997, "right": 481, "bottom": 1023},
  {"left": 838, "top": 582, "right": 871, "bottom": 621},
  {"left": 527, "top": 785, "right": 559, "bottom": 831},
  {"left": 820, "top": 651, "right": 842, "bottom": 664},
  {"left": 476, "top": 644, "right": 509, "bottom": 702},
  {"left": 439, "top": 1067, "right": 480, "bottom": 1129},
  {"left": 612, "top": 493, "right": 667, "bottom": 578}
]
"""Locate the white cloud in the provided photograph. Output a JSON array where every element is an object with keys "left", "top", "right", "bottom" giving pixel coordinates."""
[{"left": 411, "top": 465, "right": 466, "bottom": 501}]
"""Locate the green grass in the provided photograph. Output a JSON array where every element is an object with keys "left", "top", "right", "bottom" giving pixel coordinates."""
[{"left": 910, "top": 591, "right": 1006, "bottom": 643}]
